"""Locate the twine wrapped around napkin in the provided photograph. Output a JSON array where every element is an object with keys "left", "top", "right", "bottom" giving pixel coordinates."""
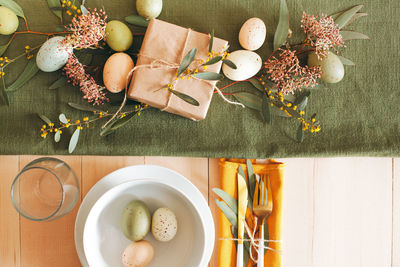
[
  {"left": 217, "top": 159, "right": 284, "bottom": 267},
  {"left": 128, "top": 19, "right": 230, "bottom": 121}
]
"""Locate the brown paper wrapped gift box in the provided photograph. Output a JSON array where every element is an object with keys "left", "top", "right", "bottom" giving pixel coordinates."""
[{"left": 128, "top": 19, "right": 229, "bottom": 121}]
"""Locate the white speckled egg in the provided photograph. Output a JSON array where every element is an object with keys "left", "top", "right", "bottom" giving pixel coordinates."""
[
  {"left": 239, "top": 18, "right": 266, "bottom": 51},
  {"left": 151, "top": 207, "right": 178, "bottom": 242},
  {"left": 308, "top": 51, "right": 344, "bottom": 83},
  {"left": 36, "top": 36, "right": 72, "bottom": 72},
  {"left": 222, "top": 50, "right": 262, "bottom": 81}
]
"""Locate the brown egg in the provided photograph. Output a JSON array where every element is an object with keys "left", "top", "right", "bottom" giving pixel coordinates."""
[
  {"left": 103, "top": 53, "right": 134, "bottom": 93},
  {"left": 122, "top": 240, "right": 154, "bottom": 267}
]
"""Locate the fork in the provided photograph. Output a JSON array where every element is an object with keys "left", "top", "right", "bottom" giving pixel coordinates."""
[{"left": 252, "top": 174, "right": 273, "bottom": 267}]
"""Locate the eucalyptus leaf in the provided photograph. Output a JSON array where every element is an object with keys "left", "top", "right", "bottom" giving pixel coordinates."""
[
  {"left": 273, "top": 0, "right": 289, "bottom": 49},
  {"left": 340, "top": 30, "right": 370, "bottom": 41},
  {"left": 246, "top": 160, "right": 256, "bottom": 199},
  {"left": 338, "top": 56, "right": 355, "bottom": 66},
  {"left": 297, "top": 123, "right": 304, "bottom": 143},
  {"left": 169, "top": 89, "right": 200, "bottom": 106},
  {"left": 177, "top": 48, "right": 197, "bottom": 77},
  {"left": 297, "top": 96, "right": 308, "bottom": 111},
  {"left": 261, "top": 93, "right": 271, "bottom": 124},
  {"left": 0, "top": 44, "right": 9, "bottom": 57},
  {"left": 248, "top": 77, "right": 264, "bottom": 92},
  {"left": 244, "top": 246, "right": 249, "bottom": 267},
  {"left": 54, "top": 131, "right": 61, "bottom": 143},
  {"left": 238, "top": 165, "right": 246, "bottom": 181},
  {"left": 47, "top": 0, "right": 62, "bottom": 19},
  {"left": 6, "top": 58, "right": 39, "bottom": 92},
  {"left": 202, "top": 56, "right": 222, "bottom": 66},
  {"left": 108, "top": 111, "right": 137, "bottom": 131},
  {"left": 125, "top": 15, "right": 150, "bottom": 27},
  {"left": 344, "top": 12, "right": 368, "bottom": 27},
  {"left": 0, "top": 0, "right": 25, "bottom": 17},
  {"left": 49, "top": 76, "right": 69, "bottom": 90},
  {"left": 80, "top": 5, "right": 88, "bottom": 15},
  {"left": 335, "top": 5, "right": 364, "bottom": 29},
  {"left": 68, "top": 102, "right": 103, "bottom": 113},
  {"left": 209, "top": 29, "right": 214, "bottom": 53},
  {"left": 59, "top": 113, "right": 68, "bottom": 124},
  {"left": 68, "top": 128, "right": 80, "bottom": 154},
  {"left": 212, "top": 188, "right": 238, "bottom": 214},
  {"left": 100, "top": 111, "right": 138, "bottom": 137},
  {"left": 222, "top": 59, "right": 237, "bottom": 69},
  {"left": 193, "top": 72, "right": 224, "bottom": 80},
  {"left": 38, "top": 114, "right": 52, "bottom": 125},
  {"left": 233, "top": 92, "right": 262, "bottom": 111},
  {"left": 76, "top": 52, "right": 93, "bottom": 65},
  {"left": 216, "top": 199, "right": 238, "bottom": 228}
]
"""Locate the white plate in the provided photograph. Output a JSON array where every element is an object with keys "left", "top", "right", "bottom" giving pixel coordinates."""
[
  {"left": 84, "top": 179, "right": 207, "bottom": 267},
  {"left": 74, "top": 165, "right": 214, "bottom": 267}
]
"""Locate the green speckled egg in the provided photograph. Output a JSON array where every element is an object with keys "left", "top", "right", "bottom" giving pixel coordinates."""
[
  {"left": 105, "top": 20, "right": 133, "bottom": 52},
  {"left": 136, "top": 0, "right": 162, "bottom": 20},
  {"left": 121, "top": 200, "right": 151, "bottom": 241},
  {"left": 0, "top": 6, "right": 19, "bottom": 35},
  {"left": 308, "top": 51, "right": 344, "bottom": 84}
]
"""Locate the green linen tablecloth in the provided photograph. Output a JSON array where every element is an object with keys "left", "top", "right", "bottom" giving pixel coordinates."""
[{"left": 0, "top": 0, "right": 399, "bottom": 158}]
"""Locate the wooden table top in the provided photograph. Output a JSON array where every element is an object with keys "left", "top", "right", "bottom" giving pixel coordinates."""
[{"left": 1, "top": 156, "right": 399, "bottom": 267}]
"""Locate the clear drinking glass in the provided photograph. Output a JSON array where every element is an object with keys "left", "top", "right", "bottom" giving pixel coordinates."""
[{"left": 10, "top": 157, "right": 79, "bottom": 221}]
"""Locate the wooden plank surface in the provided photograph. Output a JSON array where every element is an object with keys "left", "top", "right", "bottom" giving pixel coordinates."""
[
  {"left": 0, "top": 156, "right": 397, "bottom": 267},
  {"left": 0, "top": 156, "right": 20, "bottom": 267},
  {"left": 393, "top": 159, "right": 400, "bottom": 267},
  {"left": 312, "top": 158, "right": 392, "bottom": 267}
]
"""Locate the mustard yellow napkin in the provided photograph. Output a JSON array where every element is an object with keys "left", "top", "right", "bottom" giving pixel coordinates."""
[{"left": 217, "top": 159, "right": 284, "bottom": 267}]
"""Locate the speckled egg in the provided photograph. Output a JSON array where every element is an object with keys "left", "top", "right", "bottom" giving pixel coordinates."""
[
  {"left": 0, "top": 6, "right": 19, "bottom": 35},
  {"left": 136, "top": 0, "right": 163, "bottom": 19},
  {"left": 239, "top": 18, "right": 266, "bottom": 51},
  {"left": 36, "top": 36, "right": 72, "bottom": 72},
  {"left": 222, "top": 50, "right": 262, "bottom": 81},
  {"left": 121, "top": 200, "right": 151, "bottom": 242},
  {"left": 106, "top": 20, "right": 133, "bottom": 52},
  {"left": 122, "top": 240, "right": 154, "bottom": 267},
  {"left": 103, "top": 53, "right": 134, "bottom": 93},
  {"left": 308, "top": 51, "right": 344, "bottom": 83},
  {"left": 151, "top": 207, "right": 178, "bottom": 242}
]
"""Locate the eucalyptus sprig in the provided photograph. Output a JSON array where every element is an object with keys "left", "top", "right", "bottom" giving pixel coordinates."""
[
  {"left": 160, "top": 32, "right": 236, "bottom": 106},
  {"left": 228, "top": 1, "right": 368, "bottom": 142},
  {"left": 39, "top": 102, "right": 148, "bottom": 153}
]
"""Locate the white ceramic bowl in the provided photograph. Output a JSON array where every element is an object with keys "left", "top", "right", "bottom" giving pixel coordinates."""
[{"left": 83, "top": 179, "right": 210, "bottom": 267}]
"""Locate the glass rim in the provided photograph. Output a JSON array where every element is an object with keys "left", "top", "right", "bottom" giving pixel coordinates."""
[{"left": 10, "top": 158, "right": 79, "bottom": 221}]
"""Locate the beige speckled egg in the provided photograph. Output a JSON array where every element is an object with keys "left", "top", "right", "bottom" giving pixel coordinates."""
[
  {"left": 222, "top": 50, "right": 262, "bottom": 81},
  {"left": 239, "top": 18, "right": 266, "bottom": 51},
  {"left": 0, "top": 6, "right": 19, "bottom": 35},
  {"left": 151, "top": 207, "right": 178, "bottom": 242},
  {"left": 36, "top": 36, "right": 73, "bottom": 72},
  {"left": 122, "top": 241, "right": 154, "bottom": 267},
  {"left": 103, "top": 53, "right": 134, "bottom": 93},
  {"left": 308, "top": 51, "right": 344, "bottom": 83}
]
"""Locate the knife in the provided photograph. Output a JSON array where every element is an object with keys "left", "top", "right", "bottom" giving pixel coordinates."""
[{"left": 237, "top": 172, "right": 248, "bottom": 267}]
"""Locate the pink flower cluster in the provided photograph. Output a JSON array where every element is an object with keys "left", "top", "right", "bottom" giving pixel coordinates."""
[
  {"left": 63, "top": 55, "right": 108, "bottom": 105},
  {"left": 63, "top": 8, "right": 107, "bottom": 49},
  {"left": 301, "top": 12, "right": 344, "bottom": 59},
  {"left": 264, "top": 49, "right": 321, "bottom": 95}
]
